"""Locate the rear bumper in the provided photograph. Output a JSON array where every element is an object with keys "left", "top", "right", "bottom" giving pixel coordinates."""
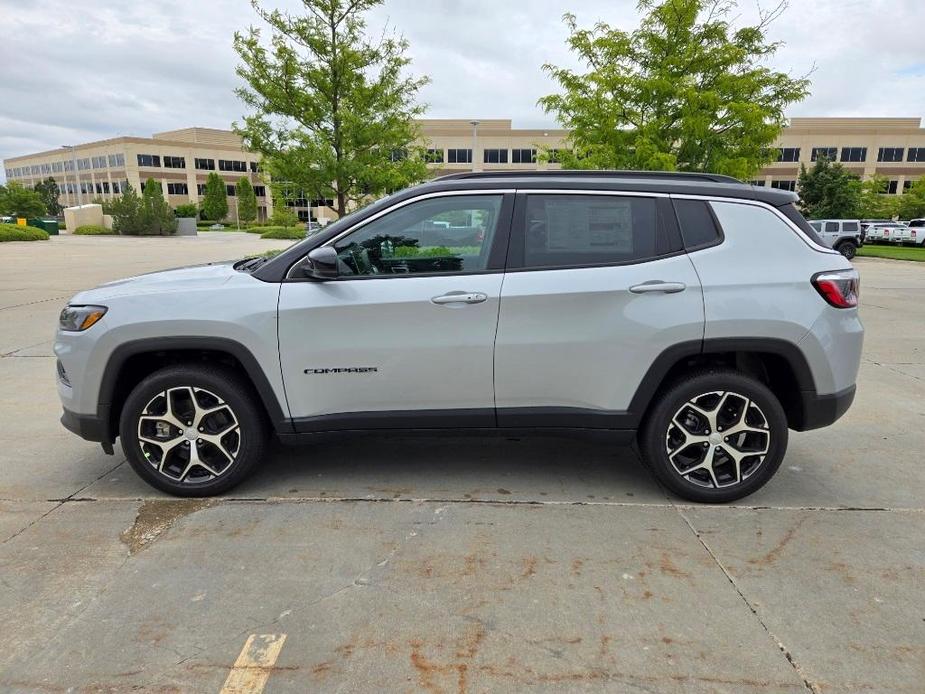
[
  {"left": 795, "top": 385, "right": 856, "bottom": 431},
  {"left": 61, "top": 407, "right": 113, "bottom": 443}
]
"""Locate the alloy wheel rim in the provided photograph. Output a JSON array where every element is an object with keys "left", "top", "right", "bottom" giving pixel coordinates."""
[
  {"left": 137, "top": 386, "right": 241, "bottom": 484},
  {"left": 665, "top": 390, "right": 770, "bottom": 489}
]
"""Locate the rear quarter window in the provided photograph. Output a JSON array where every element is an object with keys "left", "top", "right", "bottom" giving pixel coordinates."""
[
  {"left": 673, "top": 199, "right": 721, "bottom": 249},
  {"left": 779, "top": 203, "right": 825, "bottom": 245}
]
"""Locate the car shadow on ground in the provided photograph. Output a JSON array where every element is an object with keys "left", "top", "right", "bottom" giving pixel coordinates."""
[{"left": 231, "top": 432, "right": 669, "bottom": 503}]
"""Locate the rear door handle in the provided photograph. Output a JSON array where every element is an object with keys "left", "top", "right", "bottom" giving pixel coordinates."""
[
  {"left": 431, "top": 291, "right": 488, "bottom": 305},
  {"left": 629, "top": 281, "right": 687, "bottom": 294}
]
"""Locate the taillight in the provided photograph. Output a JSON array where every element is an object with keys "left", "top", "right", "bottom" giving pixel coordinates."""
[{"left": 812, "top": 270, "right": 859, "bottom": 308}]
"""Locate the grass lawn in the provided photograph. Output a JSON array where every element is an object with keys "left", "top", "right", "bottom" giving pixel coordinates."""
[{"left": 857, "top": 245, "right": 925, "bottom": 262}]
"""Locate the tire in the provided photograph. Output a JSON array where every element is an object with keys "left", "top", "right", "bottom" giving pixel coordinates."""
[
  {"left": 639, "top": 370, "right": 788, "bottom": 503},
  {"left": 119, "top": 365, "right": 267, "bottom": 497},
  {"left": 835, "top": 240, "right": 857, "bottom": 260}
]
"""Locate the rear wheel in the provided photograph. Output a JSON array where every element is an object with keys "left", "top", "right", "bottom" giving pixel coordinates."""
[
  {"left": 119, "top": 365, "right": 267, "bottom": 497},
  {"left": 640, "top": 370, "right": 788, "bottom": 503},
  {"left": 835, "top": 240, "right": 857, "bottom": 260}
]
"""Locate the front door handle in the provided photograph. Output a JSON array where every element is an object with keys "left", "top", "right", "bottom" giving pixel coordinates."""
[
  {"left": 629, "top": 281, "right": 687, "bottom": 294},
  {"left": 431, "top": 291, "right": 488, "bottom": 305}
]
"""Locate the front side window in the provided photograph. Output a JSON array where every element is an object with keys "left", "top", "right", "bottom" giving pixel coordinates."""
[
  {"left": 521, "top": 194, "right": 660, "bottom": 268},
  {"left": 331, "top": 195, "right": 503, "bottom": 277}
]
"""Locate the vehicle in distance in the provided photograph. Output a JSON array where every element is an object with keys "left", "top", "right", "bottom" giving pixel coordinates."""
[
  {"left": 807, "top": 219, "right": 864, "bottom": 259},
  {"left": 55, "top": 170, "right": 863, "bottom": 503},
  {"left": 864, "top": 222, "right": 910, "bottom": 244},
  {"left": 907, "top": 218, "right": 925, "bottom": 246}
]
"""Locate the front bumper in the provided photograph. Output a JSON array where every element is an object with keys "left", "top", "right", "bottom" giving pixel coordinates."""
[{"left": 61, "top": 407, "right": 113, "bottom": 443}]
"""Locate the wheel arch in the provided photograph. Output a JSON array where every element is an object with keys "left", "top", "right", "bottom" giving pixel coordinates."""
[
  {"left": 630, "top": 338, "right": 817, "bottom": 431},
  {"left": 98, "top": 337, "right": 291, "bottom": 443}
]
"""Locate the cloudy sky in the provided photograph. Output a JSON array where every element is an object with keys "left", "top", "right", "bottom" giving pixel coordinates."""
[{"left": 2, "top": 0, "right": 924, "bottom": 179}]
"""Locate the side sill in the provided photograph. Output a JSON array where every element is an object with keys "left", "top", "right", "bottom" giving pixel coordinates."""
[{"left": 277, "top": 427, "right": 636, "bottom": 447}]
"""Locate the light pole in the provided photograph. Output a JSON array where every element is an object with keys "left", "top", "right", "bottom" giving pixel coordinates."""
[
  {"left": 62, "top": 145, "right": 82, "bottom": 206},
  {"left": 469, "top": 120, "right": 480, "bottom": 172}
]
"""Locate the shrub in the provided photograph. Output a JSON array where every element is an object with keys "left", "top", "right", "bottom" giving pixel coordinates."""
[
  {"left": 201, "top": 172, "right": 228, "bottom": 221},
  {"left": 140, "top": 179, "right": 178, "bottom": 235},
  {"left": 0, "top": 222, "right": 49, "bottom": 242},
  {"left": 236, "top": 178, "right": 257, "bottom": 224},
  {"left": 261, "top": 226, "right": 305, "bottom": 240},
  {"left": 174, "top": 202, "right": 198, "bottom": 218},
  {"left": 74, "top": 224, "right": 117, "bottom": 235},
  {"left": 268, "top": 205, "right": 298, "bottom": 227}
]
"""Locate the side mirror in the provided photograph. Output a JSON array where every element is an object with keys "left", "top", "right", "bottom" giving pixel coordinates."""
[{"left": 302, "top": 247, "right": 338, "bottom": 280}]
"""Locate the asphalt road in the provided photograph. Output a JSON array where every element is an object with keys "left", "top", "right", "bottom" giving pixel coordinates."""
[{"left": 0, "top": 233, "right": 922, "bottom": 693}]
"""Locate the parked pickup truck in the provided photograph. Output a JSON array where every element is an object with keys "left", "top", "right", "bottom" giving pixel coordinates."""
[{"left": 864, "top": 222, "right": 910, "bottom": 244}]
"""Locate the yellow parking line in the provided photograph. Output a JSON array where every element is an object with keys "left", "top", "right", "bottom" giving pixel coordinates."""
[{"left": 220, "top": 633, "right": 288, "bottom": 694}]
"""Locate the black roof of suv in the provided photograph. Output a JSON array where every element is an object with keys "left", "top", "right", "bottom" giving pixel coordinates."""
[{"left": 254, "top": 170, "right": 800, "bottom": 281}]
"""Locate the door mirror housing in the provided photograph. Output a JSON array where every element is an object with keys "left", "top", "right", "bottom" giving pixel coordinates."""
[{"left": 302, "top": 247, "right": 338, "bottom": 280}]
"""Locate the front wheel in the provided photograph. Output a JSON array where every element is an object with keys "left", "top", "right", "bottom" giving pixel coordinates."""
[
  {"left": 835, "top": 240, "right": 857, "bottom": 260},
  {"left": 119, "top": 365, "right": 267, "bottom": 497},
  {"left": 639, "top": 370, "right": 788, "bottom": 503}
]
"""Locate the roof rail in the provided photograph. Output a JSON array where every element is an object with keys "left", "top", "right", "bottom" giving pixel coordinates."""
[{"left": 433, "top": 169, "right": 743, "bottom": 184}]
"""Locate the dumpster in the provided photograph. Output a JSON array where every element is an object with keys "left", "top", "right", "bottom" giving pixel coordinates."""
[{"left": 27, "top": 218, "right": 59, "bottom": 235}]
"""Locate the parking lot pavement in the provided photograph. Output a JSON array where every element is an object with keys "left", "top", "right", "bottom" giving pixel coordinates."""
[{"left": 0, "top": 237, "right": 923, "bottom": 692}]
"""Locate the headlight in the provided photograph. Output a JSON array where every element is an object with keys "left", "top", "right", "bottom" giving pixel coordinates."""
[{"left": 59, "top": 305, "right": 107, "bottom": 332}]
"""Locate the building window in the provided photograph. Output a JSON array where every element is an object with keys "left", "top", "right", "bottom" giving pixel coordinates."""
[
  {"left": 907, "top": 148, "right": 925, "bottom": 162},
  {"left": 226, "top": 185, "right": 237, "bottom": 196},
  {"left": 810, "top": 147, "right": 838, "bottom": 162},
  {"left": 137, "top": 154, "right": 161, "bottom": 167},
  {"left": 512, "top": 148, "right": 537, "bottom": 164},
  {"left": 748, "top": 179, "right": 766, "bottom": 187},
  {"left": 770, "top": 179, "right": 796, "bottom": 191},
  {"left": 95, "top": 182, "right": 103, "bottom": 194},
  {"left": 297, "top": 210, "right": 310, "bottom": 221},
  {"left": 102, "top": 181, "right": 110, "bottom": 194},
  {"left": 163, "top": 155, "right": 186, "bottom": 169},
  {"left": 310, "top": 198, "right": 334, "bottom": 208},
  {"left": 447, "top": 148, "right": 472, "bottom": 164},
  {"left": 884, "top": 180, "right": 899, "bottom": 194},
  {"left": 63, "top": 161, "right": 74, "bottom": 172},
  {"left": 840, "top": 147, "right": 867, "bottom": 162},
  {"left": 77, "top": 158, "right": 91, "bottom": 170},
  {"left": 167, "top": 182, "right": 189, "bottom": 195},
  {"left": 112, "top": 181, "right": 122, "bottom": 194},
  {"left": 91, "top": 156, "right": 107, "bottom": 169},
  {"left": 51, "top": 161, "right": 63, "bottom": 173},
  {"left": 196, "top": 183, "right": 207, "bottom": 195},
  {"left": 219, "top": 159, "right": 247, "bottom": 172},
  {"left": 426, "top": 148, "right": 444, "bottom": 163},
  {"left": 195, "top": 158, "right": 215, "bottom": 170},
  {"left": 249, "top": 161, "right": 260, "bottom": 173},
  {"left": 877, "top": 147, "right": 904, "bottom": 163},
  {"left": 108, "top": 153, "right": 125, "bottom": 167},
  {"left": 253, "top": 185, "right": 266, "bottom": 197},
  {"left": 390, "top": 148, "right": 408, "bottom": 162},
  {"left": 483, "top": 148, "right": 509, "bottom": 164},
  {"left": 777, "top": 147, "right": 800, "bottom": 162}
]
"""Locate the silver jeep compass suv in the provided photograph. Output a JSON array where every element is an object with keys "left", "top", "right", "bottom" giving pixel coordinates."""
[{"left": 55, "top": 171, "right": 863, "bottom": 503}]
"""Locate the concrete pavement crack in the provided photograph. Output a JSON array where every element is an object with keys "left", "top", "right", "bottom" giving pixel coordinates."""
[
  {"left": 0, "top": 458, "right": 126, "bottom": 545},
  {"left": 675, "top": 507, "right": 819, "bottom": 694}
]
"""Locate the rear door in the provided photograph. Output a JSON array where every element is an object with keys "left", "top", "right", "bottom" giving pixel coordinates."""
[{"left": 493, "top": 191, "right": 704, "bottom": 427}]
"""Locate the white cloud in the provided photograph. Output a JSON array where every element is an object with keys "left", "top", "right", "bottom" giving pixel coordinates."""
[{"left": 2, "top": 0, "right": 924, "bottom": 178}]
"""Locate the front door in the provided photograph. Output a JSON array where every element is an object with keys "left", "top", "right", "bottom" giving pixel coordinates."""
[{"left": 278, "top": 192, "right": 513, "bottom": 431}]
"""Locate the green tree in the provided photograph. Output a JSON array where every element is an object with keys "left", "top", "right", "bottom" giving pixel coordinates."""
[
  {"left": 858, "top": 176, "right": 898, "bottom": 220},
  {"left": 201, "top": 172, "right": 228, "bottom": 221},
  {"left": 233, "top": 0, "right": 429, "bottom": 217},
  {"left": 34, "top": 177, "right": 62, "bottom": 216},
  {"left": 897, "top": 178, "right": 925, "bottom": 220},
  {"left": 141, "top": 179, "right": 178, "bottom": 235},
  {"left": 110, "top": 183, "right": 145, "bottom": 235},
  {"left": 538, "top": 0, "right": 810, "bottom": 178},
  {"left": 236, "top": 177, "right": 258, "bottom": 223},
  {"left": 268, "top": 202, "right": 298, "bottom": 227},
  {"left": 0, "top": 181, "right": 47, "bottom": 217},
  {"left": 796, "top": 158, "right": 861, "bottom": 219}
]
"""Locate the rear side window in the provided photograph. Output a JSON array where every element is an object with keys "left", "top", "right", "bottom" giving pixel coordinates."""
[
  {"left": 520, "top": 195, "right": 663, "bottom": 268},
  {"left": 843, "top": 222, "right": 859, "bottom": 232},
  {"left": 824, "top": 222, "right": 839, "bottom": 232},
  {"left": 673, "top": 199, "right": 721, "bottom": 249},
  {"left": 778, "top": 203, "right": 824, "bottom": 245}
]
